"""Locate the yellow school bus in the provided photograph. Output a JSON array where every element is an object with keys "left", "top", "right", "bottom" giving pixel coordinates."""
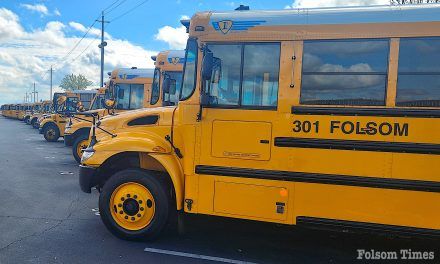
[
  {"left": 39, "top": 91, "right": 94, "bottom": 142},
  {"left": 30, "top": 100, "right": 52, "bottom": 128},
  {"left": 24, "top": 103, "right": 41, "bottom": 124},
  {"left": 17, "top": 103, "right": 31, "bottom": 121},
  {"left": 64, "top": 67, "right": 155, "bottom": 163},
  {"left": 0, "top": 104, "right": 10, "bottom": 117},
  {"left": 79, "top": 4, "right": 440, "bottom": 240},
  {"left": 1, "top": 104, "right": 10, "bottom": 117}
]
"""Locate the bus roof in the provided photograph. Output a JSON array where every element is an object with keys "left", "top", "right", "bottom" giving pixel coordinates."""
[
  {"left": 113, "top": 68, "right": 154, "bottom": 80},
  {"left": 153, "top": 50, "right": 186, "bottom": 71},
  {"left": 71, "top": 89, "right": 98, "bottom": 94},
  {"left": 205, "top": 4, "right": 440, "bottom": 31}
]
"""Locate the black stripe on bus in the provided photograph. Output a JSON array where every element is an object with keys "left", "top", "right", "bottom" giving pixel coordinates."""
[
  {"left": 296, "top": 217, "right": 440, "bottom": 237},
  {"left": 194, "top": 165, "right": 440, "bottom": 193},
  {"left": 274, "top": 137, "right": 440, "bottom": 155},
  {"left": 292, "top": 106, "right": 440, "bottom": 118}
]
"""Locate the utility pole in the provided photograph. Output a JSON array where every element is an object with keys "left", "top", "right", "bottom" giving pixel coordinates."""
[
  {"left": 33, "top": 82, "right": 36, "bottom": 103},
  {"left": 97, "top": 11, "right": 109, "bottom": 87},
  {"left": 50, "top": 66, "right": 53, "bottom": 101}
]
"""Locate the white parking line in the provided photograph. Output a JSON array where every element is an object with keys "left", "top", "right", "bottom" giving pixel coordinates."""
[{"left": 144, "top": 247, "right": 257, "bottom": 264}]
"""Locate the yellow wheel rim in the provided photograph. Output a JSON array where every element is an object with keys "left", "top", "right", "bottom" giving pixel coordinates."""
[
  {"left": 110, "top": 182, "right": 155, "bottom": 231},
  {"left": 76, "top": 139, "right": 88, "bottom": 158},
  {"left": 46, "top": 129, "right": 56, "bottom": 140}
]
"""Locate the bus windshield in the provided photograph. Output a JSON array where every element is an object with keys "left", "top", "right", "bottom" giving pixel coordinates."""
[{"left": 65, "top": 97, "right": 78, "bottom": 112}]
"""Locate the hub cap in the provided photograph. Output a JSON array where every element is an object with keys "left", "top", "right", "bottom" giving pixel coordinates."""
[
  {"left": 46, "top": 129, "right": 56, "bottom": 139},
  {"left": 76, "top": 140, "right": 88, "bottom": 158},
  {"left": 110, "top": 182, "right": 155, "bottom": 230}
]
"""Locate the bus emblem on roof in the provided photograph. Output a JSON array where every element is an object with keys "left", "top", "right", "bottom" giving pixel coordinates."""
[
  {"left": 171, "top": 57, "right": 180, "bottom": 65},
  {"left": 217, "top": 20, "right": 233, "bottom": 34}
]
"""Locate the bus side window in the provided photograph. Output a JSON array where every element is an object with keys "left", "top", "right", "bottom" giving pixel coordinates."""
[
  {"left": 241, "top": 44, "right": 280, "bottom": 107},
  {"left": 396, "top": 37, "right": 440, "bottom": 107},
  {"left": 207, "top": 44, "right": 241, "bottom": 106},
  {"left": 300, "top": 39, "right": 389, "bottom": 106},
  {"left": 206, "top": 43, "right": 280, "bottom": 108}
]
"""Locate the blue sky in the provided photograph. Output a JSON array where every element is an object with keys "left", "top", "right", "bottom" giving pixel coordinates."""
[
  {"left": 0, "top": 0, "right": 390, "bottom": 104},
  {"left": 1, "top": 0, "right": 294, "bottom": 54}
]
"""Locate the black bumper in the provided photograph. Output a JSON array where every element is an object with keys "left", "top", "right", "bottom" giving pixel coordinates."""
[
  {"left": 79, "top": 165, "right": 98, "bottom": 193},
  {"left": 64, "top": 134, "right": 73, "bottom": 146},
  {"left": 38, "top": 127, "right": 43, "bottom": 134}
]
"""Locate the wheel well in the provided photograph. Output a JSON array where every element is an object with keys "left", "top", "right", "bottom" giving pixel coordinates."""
[
  {"left": 97, "top": 151, "right": 176, "bottom": 208},
  {"left": 72, "top": 127, "right": 90, "bottom": 141},
  {"left": 42, "top": 121, "right": 58, "bottom": 131}
]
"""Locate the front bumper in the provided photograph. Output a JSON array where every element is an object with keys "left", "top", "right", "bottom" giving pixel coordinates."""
[
  {"left": 64, "top": 133, "right": 73, "bottom": 146},
  {"left": 79, "top": 165, "right": 99, "bottom": 193},
  {"left": 38, "top": 127, "right": 43, "bottom": 134}
]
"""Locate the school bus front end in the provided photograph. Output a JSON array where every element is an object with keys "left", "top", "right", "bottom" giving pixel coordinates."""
[
  {"left": 80, "top": 5, "right": 440, "bottom": 241},
  {"left": 39, "top": 92, "right": 80, "bottom": 142},
  {"left": 65, "top": 68, "right": 155, "bottom": 163},
  {"left": 31, "top": 100, "right": 52, "bottom": 129}
]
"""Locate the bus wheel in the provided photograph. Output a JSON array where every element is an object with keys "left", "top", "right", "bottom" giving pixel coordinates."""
[
  {"left": 72, "top": 134, "right": 89, "bottom": 163},
  {"left": 43, "top": 124, "right": 60, "bottom": 142},
  {"left": 99, "top": 169, "right": 170, "bottom": 241},
  {"left": 31, "top": 119, "right": 38, "bottom": 129}
]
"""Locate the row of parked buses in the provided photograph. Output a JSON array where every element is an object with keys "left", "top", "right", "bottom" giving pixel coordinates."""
[
  {"left": 1, "top": 49, "right": 185, "bottom": 163},
  {"left": 3, "top": 4, "right": 440, "bottom": 242}
]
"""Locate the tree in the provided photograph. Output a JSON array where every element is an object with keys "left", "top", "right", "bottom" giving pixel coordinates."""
[{"left": 59, "top": 74, "right": 94, "bottom": 91}]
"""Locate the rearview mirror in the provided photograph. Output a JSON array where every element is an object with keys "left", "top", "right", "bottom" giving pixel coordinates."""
[
  {"left": 202, "top": 51, "right": 213, "bottom": 81},
  {"left": 103, "top": 99, "right": 116, "bottom": 110}
]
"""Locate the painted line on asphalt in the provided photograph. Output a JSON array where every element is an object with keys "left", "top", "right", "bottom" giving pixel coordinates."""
[{"left": 144, "top": 247, "right": 257, "bottom": 264}]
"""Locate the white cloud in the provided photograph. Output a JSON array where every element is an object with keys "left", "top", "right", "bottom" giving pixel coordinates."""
[
  {"left": 20, "top": 3, "right": 49, "bottom": 16},
  {"left": 69, "top": 21, "right": 111, "bottom": 39},
  {"left": 0, "top": 8, "right": 24, "bottom": 40},
  {"left": 0, "top": 8, "right": 157, "bottom": 105},
  {"left": 286, "top": 0, "right": 389, "bottom": 8},
  {"left": 155, "top": 17, "right": 189, "bottom": 50},
  {"left": 20, "top": 3, "right": 63, "bottom": 17}
]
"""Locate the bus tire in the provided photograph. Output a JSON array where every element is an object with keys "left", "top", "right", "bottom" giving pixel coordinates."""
[
  {"left": 43, "top": 123, "right": 60, "bottom": 142},
  {"left": 72, "top": 133, "right": 89, "bottom": 164},
  {"left": 99, "top": 169, "right": 171, "bottom": 241},
  {"left": 31, "top": 118, "right": 38, "bottom": 129}
]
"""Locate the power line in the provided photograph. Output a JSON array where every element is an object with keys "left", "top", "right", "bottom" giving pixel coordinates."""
[
  {"left": 69, "top": 36, "right": 101, "bottom": 65},
  {"left": 52, "top": 17, "right": 100, "bottom": 69},
  {"left": 105, "top": 0, "right": 128, "bottom": 15},
  {"left": 103, "top": 0, "right": 123, "bottom": 12},
  {"left": 52, "top": 0, "right": 121, "bottom": 69},
  {"left": 108, "top": 0, "right": 150, "bottom": 23}
]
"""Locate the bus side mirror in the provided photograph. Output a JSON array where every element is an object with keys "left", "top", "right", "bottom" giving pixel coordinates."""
[
  {"left": 103, "top": 99, "right": 116, "bottom": 110},
  {"left": 202, "top": 51, "right": 213, "bottom": 81}
]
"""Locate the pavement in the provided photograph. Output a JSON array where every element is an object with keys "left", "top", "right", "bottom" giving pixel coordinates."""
[{"left": 0, "top": 116, "right": 438, "bottom": 264}]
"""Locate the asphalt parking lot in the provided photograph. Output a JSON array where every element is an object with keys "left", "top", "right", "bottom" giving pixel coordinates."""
[{"left": 0, "top": 116, "right": 438, "bottom": 264}]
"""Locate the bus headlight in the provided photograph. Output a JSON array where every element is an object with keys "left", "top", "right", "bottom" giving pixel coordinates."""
[{"left": 81, "top": 148, "right": 95, "bottom": 163}]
